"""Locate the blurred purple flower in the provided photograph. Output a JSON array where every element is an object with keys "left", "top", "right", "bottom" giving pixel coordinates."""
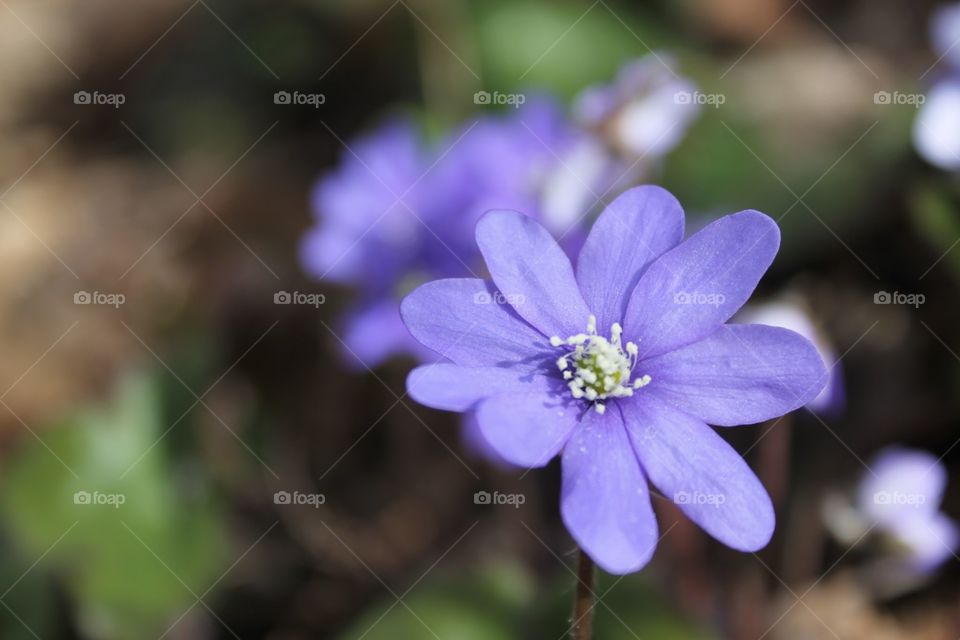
[
  {"left": 302, "top": 56, "right": 702, "bottom": 370},
  {"left": 401, "top": 186, "right": 827, "bottom": 573},
  {"left": 575, "top": 54, "right": 701, "bottom": 160},
  {"left": 301, "top": 100, "right": 584, "bottom": 367},
  {"left": 858, "top": 448, "right": 959, "bottom": 573},
  {"left": 300, "top": 121, "right": 434, "bottom": 365},
  {"left": 931, "top": 2, "right": 960, "bottom": 69},
  {"left": 739, "top": 299, "right": 843, "bottom": 414},
  {"left": 914, "top": 3, "right": 960, "bottom": 170},
  {"left": 301, "top": 120, "right": 426, "bottom": 293},
  {"left": 914, "top": 80, "right": 960, "bottom": 171},
  {"left": 421, "top": 97, "right": 592, "bottom": 265}
]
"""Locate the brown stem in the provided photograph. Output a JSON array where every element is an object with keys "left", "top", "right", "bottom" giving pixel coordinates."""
[{"left": 571, "top": 548, "right": 595, "bottom": 640}]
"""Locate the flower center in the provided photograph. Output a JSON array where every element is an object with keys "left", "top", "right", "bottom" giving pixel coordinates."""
[{"left": 550, "top": 315, "right": 651, "bottom": 415}]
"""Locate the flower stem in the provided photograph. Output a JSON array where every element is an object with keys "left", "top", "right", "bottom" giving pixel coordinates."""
[{"left": 571, "top": 548, "right": 595, "bottom": 640}]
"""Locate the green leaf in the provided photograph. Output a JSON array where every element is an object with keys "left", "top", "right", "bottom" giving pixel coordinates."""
[
  {"left": 0, "top": 373, "right": 227, "bottom": 640},
  {"left": 475, "top": 1, "right": 668, "bottom": 98},
  {"left": 339, "top": 562, "right": 532, "bottom": 640},
  {"left": 910, "top": 183, "right": 960, "bottom": 279}
]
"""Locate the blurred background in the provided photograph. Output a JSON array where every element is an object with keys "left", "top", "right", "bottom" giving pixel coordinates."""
[{"left": 0, "top": 0, "right": 958, "bottom": 638}]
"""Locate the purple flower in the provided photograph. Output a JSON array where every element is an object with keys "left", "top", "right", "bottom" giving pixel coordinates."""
[
  {"left": 858, "top": 448, "right": 959, "bottom": 573},
  {"left": 914, "top": 3, "right": 960, "bottom": 170},
  {"left": 401, "top": 186, "right": 827, "bottom": 573},
  {"left": 738, "top": 299, "right": 843, "bottom": 414}
]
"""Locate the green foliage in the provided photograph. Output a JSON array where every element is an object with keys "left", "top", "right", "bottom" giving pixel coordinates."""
[
  {"left": 475, "top": 0, "right": 667, "bottom": 98},
  {"left": 340, "top": 562, "right": 530, "bottom": 640},
  {"left": 340, "top": 560, "right": 715, "bottom": 640},
  {"left": 911, "top": 183, "right": 960, "bottom": 279},
  {"left": 662, "top": 85, "right": 914, "bottom": 263},
  {"left": 0, "top": 543, "right": 59, "bottom": 640},
  {"left": 0, "top": 374, "right": 227, "bottom": 640},
  {"left": 474, "top": 0, "right": 919, "bottom": 266}
]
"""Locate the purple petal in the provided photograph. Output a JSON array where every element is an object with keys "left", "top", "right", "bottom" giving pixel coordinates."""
[
  {"left": 475, "top": 392, "right": 580, "bottom": 467},
  {"left": 561, "top": 406, "right": 659, "bottom": 574},
  {"left": 460, "top": 411, "right": 517, "bottom": 468},
  {"left": 913, "top": 80, "right": 960, "bottom": 172},
  {"left": 613, "top": 80, "right": 700, "bottom": 158},
  {"left": 303, "top": 120, "right": 426, "bottom": 287},
  {"left": 424, "top": 100, "right": 572, "bottom": 259},
  {"left": 623, "top": 210, "right": 780, "bottom": 359},
  {"left": 539, "top": 137, "right": 619, "bottom": 239},
  {"left": 311, "top": 120, "right": 424, "bottom": 231},
  {"left": 475, "top": 210, "right": 592, "bottom": 338},
  {"left": 407, "top": 364, "right": 554, "bottom": 411},
  {"left": 575, "top": 186, "right": 685, "bottom": 333},
  {"left": 622, "top": 396, "right": 775, "bottom": 551},
  {"left": 300, "top": 226, "right": 366, "bottom": 284},
  {"left": 400, "top": 278, "right": 551, "bottom": 367},
  {"left": 643, "top": 324, "right": 827, "bottom": 426},
  {"left": 573, "top": 55, "right": 700, "bottom": 158},
  {"left": 893, "top": 512, "right": 960, "bottom": 572},
  {"left": 737, "top": 300, "right": 843, "bottom": 414},
  {"left": 341, "top": 300, "right": 433, "bottom": 369},
  {"left": 931, "top": 3, "right": 960, "bottom": 70},
  {"left": 858, "top": 448, "right": 947, "bottom": 523},
  {"left": 858, "top": 448, "right": 958, "bottom": 573}
]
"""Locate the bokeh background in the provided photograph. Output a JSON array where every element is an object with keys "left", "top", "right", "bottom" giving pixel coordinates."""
[{"left": 0, "top": 0, "right": 958, "bottom": 638}]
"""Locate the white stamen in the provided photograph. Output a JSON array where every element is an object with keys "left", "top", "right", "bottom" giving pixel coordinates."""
[
  {"left": 550, "top": 315, "right": 652, "bottom": 413},
  {"left": 611, "top": 322, "right": 622, "bottom": 344}
]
